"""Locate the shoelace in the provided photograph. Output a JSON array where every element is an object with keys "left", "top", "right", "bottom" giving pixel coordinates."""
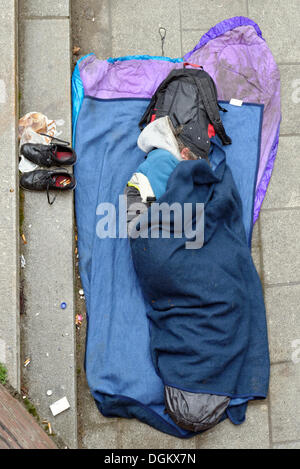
[
  {"left": 39, "top": 133, "right": 70, "bottom": 146},
  {"left": 39, "top": 133, "right": 71, "bottom": 165},
  {"left": 45, "top": 168, "right": 70, "bottom": 205},
  {"left": 47, "top": 177, "right": 56, "bottom": 205}
]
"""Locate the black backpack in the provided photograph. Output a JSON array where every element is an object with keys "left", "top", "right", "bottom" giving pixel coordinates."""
[{"left": 139, "top": 66, "right": 231, "bottom": 159}]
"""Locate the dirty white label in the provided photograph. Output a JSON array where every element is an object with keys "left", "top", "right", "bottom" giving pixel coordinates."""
[
  {"left": 0, "top": 338, "right": 6, "bottom": 364},
  {"left": 50, "top": 397, "right": 70, "bottom": 416},
  {"left": 0, "top": 79, "right": 6, "bottom": 103},
  {"left": 230, "top": 98, "right": 243, "bottom": 107}
]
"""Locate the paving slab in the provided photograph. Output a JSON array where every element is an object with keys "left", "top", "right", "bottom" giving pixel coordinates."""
[
  {"left": 265, "top": 284, "right": 300, "bottom": 364},
  {"left": 120, "top": 420, "right": 196, "bottom": 450},
  {"left": 82, "top": 422, "right": 119, "bottom": 450},
  {"left": 260, "top": 209, "right": 300, "bottom": 285},
  {"left": 110, "top": 0, "right": 181, "bottom": 58},
  {"left": 248, "top": 0, "right": 300, "bottom": 63},
  {"left": 0, "top": 0, "right": 20, "bottom": 391},
  {"left": 71, "top": 0, "right": 111, "bottom": 62},
  {"left": 19, "top": 19, "right": 72, "bottom": 122},
  {"left": 180, "top": 0, "right": 247, "bottom": 30},
  {"left": 181, "top": 30, "right": 207, "bottom": 57},
  {"left": 262, "top": 137, "right": 300, "bottom": 210},
  {"left": 269, "top": 362, "right": 300, "bottom": 443},
  {"left": 273, "top": 441, "right": 300, "bottom": 449},
  {"left": 20, "top": 0, "right": 70, "bottom": 17},
  {"left": 195, "top": 401, "right": 270, "bottom": 449},
  {"left": 279, "top": 65, "right": 300, "bottom": 136},
  {"left": 19, "top": 7, "right": 77, "bottom": 448}
]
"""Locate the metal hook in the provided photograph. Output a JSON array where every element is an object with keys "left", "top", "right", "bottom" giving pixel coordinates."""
[{"left": 159, "top": 27, "right": 167, "bottom": 56}]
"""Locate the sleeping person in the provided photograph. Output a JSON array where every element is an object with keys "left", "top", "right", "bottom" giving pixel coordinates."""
[
  {"left": 125, "top": 116, "right": 202, "bottom": 236},
  {"left": 125, "top": 115, "right": 269, "bottom": 433}
]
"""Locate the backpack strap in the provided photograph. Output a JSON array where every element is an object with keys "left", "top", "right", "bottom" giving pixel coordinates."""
[
  {"left": 139, "top": 94, "right": 157, "bottom": 130},
  {"left": 139, "top": 70, "right": 191, "bottom": 130},
  {"left": 195, "top": 74, "right": 232, "bottom": 145}
]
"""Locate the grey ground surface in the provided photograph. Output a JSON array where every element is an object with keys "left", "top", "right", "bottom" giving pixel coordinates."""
[
  {"left": 18, "top": 0, "right": 77, "bottom": 449},
  {"left": 0, "top": 0, "right": 20, "bottom": 392},
  {"left": 72, "top": 0, "right": 300, "bottom": 449}
]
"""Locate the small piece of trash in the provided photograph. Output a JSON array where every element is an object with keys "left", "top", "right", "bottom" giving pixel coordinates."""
[
  {"left": 76, "top": 314, "right": 83, "bottom": 328},
  {"left": 48, "top": 422, "right": 53, "bottom": 435},
  {"left": 21, "top": 386, "right": 28, "bottom": 398},
  {"left": 47, "top": 390, "right": 53, "bottom": 397},
  {"left": 50, "top": 397, "right": 70, "bottom": 417},
  {"left": 18, "top": 112, "right": 59, "bottom": 173},
  {"left": 73, "top": 46, "right": 81, "bottom": 55},
  {"left": 10, "top": 188, "right": 14, "bottom": 193},
  {"left": 21, "top": 255, "right": 26, "bottom": 269},
  {"left": 24, "top": 358, "right": 31, "bottom": 367},
  {"left": 79, "top": 289, "right": 84, "bottom": 296},
  {"left": 21, "top": 234, "right": 27, "bottom": 245},
  {"left": 61, "top": 302, "right": 67, "bottom": 310},
  {"left": 42, "top": 421, "right": 53, "bottom": 435}
]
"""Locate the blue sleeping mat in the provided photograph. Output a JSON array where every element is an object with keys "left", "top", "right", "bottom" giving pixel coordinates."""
[{"left": 74, "top": 96, "right": 263, "bottom": 437}]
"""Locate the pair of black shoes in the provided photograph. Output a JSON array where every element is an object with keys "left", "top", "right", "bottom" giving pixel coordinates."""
[{"left": 20, "top": 135, "right": 77, "bottom": 205}]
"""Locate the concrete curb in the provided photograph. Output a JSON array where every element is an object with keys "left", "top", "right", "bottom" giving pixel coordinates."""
[
  {"left": 0, "top": 0, "right": 20, "bottom": 392},
  {"left": 19, "top": 0, "right": 77, "bottom": 448}
]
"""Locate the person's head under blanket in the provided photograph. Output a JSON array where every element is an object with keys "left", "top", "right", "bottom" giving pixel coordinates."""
[{"left": 125, "top": 116, "right": 204, "bottom": 234}]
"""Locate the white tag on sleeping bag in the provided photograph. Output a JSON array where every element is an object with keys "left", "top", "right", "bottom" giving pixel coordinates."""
[{"left": 230, "top": 98, "right": 243, "bottom": 107}]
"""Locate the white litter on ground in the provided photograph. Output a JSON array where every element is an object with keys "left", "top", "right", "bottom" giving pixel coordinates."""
[
  {"left": 50, "top": 397, "right": 70, "bottom": 417},
  {"left": 18, "top": 112, "right": 66, "bottom": 173},
  {"left": 21, "top": 255, "right": 26, "bottom": 269}
]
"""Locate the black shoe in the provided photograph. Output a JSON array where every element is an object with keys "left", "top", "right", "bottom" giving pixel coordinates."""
[
  {"left": 20, "top": 169, "right": 76, "bottom": 205},
  {"left": 20, "top": 135, "right": 77, "bottom": 168}
]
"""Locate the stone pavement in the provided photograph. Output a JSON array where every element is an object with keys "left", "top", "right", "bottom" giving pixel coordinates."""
[
  {"left": 73, "top": 0, "right": 300, "bottom": 449},
  {"left": 18, "top": 0, "right": 77, "bottom": 449},
  {"left": 0, "top": 0, "right": 20, "bottom": 392}
]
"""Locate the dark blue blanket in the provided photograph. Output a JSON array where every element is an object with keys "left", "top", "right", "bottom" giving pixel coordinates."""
[
  {"left": 74, "top": 96, "right": 266, "bottom": 436},
  {"left": 131, "top": 141, "right": 270, "bottom": 422}
]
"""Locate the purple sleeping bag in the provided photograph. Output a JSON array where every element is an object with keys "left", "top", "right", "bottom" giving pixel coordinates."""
[
  {"left": 184, "top": 16, "right": 281, "bottom": 222},
  {"left": 76, "top": 16, "right": 280, "bottom": 222}
]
